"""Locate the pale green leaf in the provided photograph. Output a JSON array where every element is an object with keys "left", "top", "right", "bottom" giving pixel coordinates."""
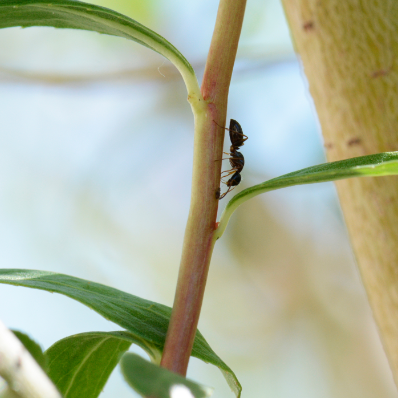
[
  {"left": 120, "top": 353, "right": 213, "bottom": 398},
  {"left": 216, "top": 152, "right": 398, "bottom": 239},
  {"left": 0, "top": 269, "right": 242, "bottom": 398}
]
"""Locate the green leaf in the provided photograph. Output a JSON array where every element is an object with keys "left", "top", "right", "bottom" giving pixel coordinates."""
[
  {"left": 0, "top": 0, "right": 199, "bottom": 95},
  {"left": 45, "top": 331, "right": 144, "bottom": 398},
  {"left": 120, "top": 353, "right": 213, "bottom": 398},
  {"left": 0, "top": 269, "right": 242, "bottom": 398},
  {"left": 12, "top": 330, "right": 47, "bottom": 371},
  {"left": 216, "top": 151, "right": 398, "bottom": 239}
]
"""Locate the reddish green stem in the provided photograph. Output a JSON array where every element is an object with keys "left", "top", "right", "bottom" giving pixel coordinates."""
[{"left": 160, "top": 0, "right": 247, "bottom": 376}]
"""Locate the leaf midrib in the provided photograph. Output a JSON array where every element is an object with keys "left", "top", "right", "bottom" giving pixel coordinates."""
[{"left": 63, "top": 338, "right": 110, "bottom": 396}]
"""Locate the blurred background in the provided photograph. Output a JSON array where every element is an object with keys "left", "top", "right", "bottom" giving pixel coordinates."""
[{"left": 0, "top": 0, "right": 397, "bottom": 397}]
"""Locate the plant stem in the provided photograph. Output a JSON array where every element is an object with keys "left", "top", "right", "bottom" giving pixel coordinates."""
[{"left": 160, "top": 0, "right": 247, "bottom": 376}]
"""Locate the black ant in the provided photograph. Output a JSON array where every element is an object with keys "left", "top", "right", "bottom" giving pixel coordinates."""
[{"left": 214, "top": 119, "right": 248, "bottom": 200}]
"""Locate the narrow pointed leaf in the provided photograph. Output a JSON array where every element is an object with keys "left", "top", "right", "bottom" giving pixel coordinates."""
[
  {"left": 120, "top": 353, "right": 213, "bottom": 398},
  {"left": 0, "top": 0, "right": 198, "bottom": 92},
  {"left": 45, "top": 331, "right": 146, "bottom": 398},
  {"left": 12, "top": 330, "right": 47, "bottom": 371},
  {"left": 216, "top": 151, "right": 398, "bottom": 239},
  {"left": 0, "top": 269, "right": 241, "bottom": 398}
]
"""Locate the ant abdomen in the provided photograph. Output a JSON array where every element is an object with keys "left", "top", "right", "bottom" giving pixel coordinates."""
[
  {"left": 218, "top": 171, "right": 241, "bottom": 200},
  {"left": 227, "top": 171, "right": 241, "bottom": 187}
]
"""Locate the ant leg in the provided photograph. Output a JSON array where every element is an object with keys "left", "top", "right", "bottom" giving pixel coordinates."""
[
  {"left": 232, "top": 131, "right": 248, "bottom": 143},
  {"left": 221, "top": 169, "right": 235, "bottom": 177},
  {"left": 214, "top": 153, "right": 233, "bottom": 162},
  {"left": 213, "top": 120, "right": 228, "bottom": 131},
  {"left": 213, "top": 120, "right": 236, "bottom": 133},
  {"left": 218, "top": 187, "right": 231, "bottom": 200},
  {"left": 221, "top": 174, "right": 236, "bottom": 183},
  {"left": 218, "top": 185, "right": 238, "bottom": 200},
  {"left": 216, "top": 153, "right": 243, "bottom": 162},
  {"left": 213, "top": 120, "right": 247, "bottom": 140}
]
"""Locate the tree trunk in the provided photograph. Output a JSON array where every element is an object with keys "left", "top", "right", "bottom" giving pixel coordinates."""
[{"left": 282, "top": 0, "right": 398, "bottom": 386}]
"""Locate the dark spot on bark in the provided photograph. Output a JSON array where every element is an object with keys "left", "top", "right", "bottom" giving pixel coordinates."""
[
  {"left": 347, "top": 137, "right": 361, "bottom": 146},
  {"left": 303, "top": 21, "right": 314, "bottom": 31},
  {"left": 372, "top": 68, "right": 390, "bottom": 78}
]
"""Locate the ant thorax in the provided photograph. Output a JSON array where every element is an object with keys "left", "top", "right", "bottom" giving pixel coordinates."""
[{"left": 228, "top": 150, "right": 244, "bottom": 172}]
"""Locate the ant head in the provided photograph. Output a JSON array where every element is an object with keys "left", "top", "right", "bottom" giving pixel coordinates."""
[
  {"left": 229, "top": 119, "right": 242, "bottom": 134},
  {"left": 229, "top": 119, "right": 247, "bottom": 148}
]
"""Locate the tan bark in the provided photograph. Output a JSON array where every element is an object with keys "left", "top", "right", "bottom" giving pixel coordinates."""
[{"left": 282, "top": 0, "right": 398, "bottom": 386}]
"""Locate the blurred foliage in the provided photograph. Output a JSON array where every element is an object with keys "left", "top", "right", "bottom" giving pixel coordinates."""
[{"left": 92, "top": 0, "right": 157, "bottom": 26}]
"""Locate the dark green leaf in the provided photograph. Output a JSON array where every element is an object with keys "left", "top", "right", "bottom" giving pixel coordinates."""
[
  {"left": 0, "top": 0, "right": 195, "bottom": 85},
  {"left": 120, "top": 353, "right": 212, "bottom": 398},
  {"left": 216, "top": 152, "right": 398, "bottom": 239},
  {"left": 45, "top": 331, "right": 143, "bottom": 398},
  {"left": 0, "top": 269, "right": 241, "bottom": 398},
  {"left": 12, "top": 330, "right": 47, "bottom": 371}
]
